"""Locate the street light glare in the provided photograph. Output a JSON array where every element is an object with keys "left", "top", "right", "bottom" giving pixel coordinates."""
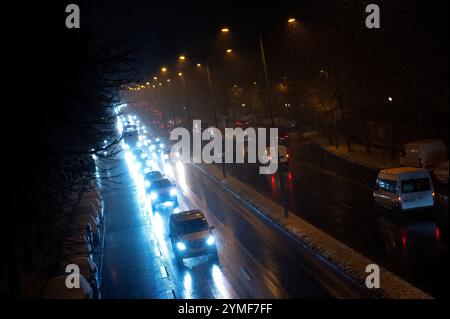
[
  {"left": 161, "top": 67, "right": 167, "bottom": 72},
  {"left": 388, "top": 97, "right": 393, "bottom": 102},
  {"left": 196, "top": 63, "right": 201, "bottom": 67},
  {"left": 153, "top": 76, "right": 157, "bottom": 80},
  {"left": 288, "top": 18, "right": 296, "bottom": 23},
  {"left": 226, "top": 49, "right": 232, "bottom": 53},
  {"left": 178, "top": 72, "right": 183, "bottom": 76},
  {"left": 221, "top": 27, "right": 230, "bottom": 33},
  {"left": 179, "top": 55, "right": 186, "bottom": 61}
]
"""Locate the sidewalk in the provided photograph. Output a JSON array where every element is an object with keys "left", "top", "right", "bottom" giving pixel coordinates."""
[
  {"left": 196, "top": 163, "right": 431, "bottom": 299},
  {"left": 300, "top": 131, "right": 400, "bottom": 170}
]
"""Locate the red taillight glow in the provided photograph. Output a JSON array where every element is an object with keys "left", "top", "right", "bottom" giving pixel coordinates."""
[
  {"left": 436, "top": 227, "right": 441, "bottom": 241},
  {"left": 401, "top": 232, "right": 407, "bottom": 249}
]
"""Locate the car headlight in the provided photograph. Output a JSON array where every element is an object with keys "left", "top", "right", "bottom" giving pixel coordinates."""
[
  {"left": 176, "top": 242, "right": 186, "bottom": 251},
  {"left": 150, "top": 192, "right": 158, "bottom": 200},
  {"left": 170, "top": 188, "right": 177, "bottom": 196},
  {"left": 206, "top": 235, "right": 215, "bottom": 246}
]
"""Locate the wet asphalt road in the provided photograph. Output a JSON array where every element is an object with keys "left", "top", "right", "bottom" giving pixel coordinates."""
[{"left": 99, "top": 153, "right": 330, "bottom": 298}]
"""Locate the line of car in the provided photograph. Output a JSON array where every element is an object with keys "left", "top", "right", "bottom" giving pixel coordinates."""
[{"left": 121, "top": 114, "right": 219, "bottom": 265}]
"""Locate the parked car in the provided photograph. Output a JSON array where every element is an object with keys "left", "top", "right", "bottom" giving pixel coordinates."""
[
  {"left": 373, "top": 167, "right": 435, "bottom": 219},
  {"left": 75, "top": 203, "right": 100, "bottom": 226},
  {"left": 400, "top": 139, "right": 447, "bottom": 170},
  {"left": 42, "top": 275, "right": 93, "bottom": 299},
  {"left": 147, "top": 178, "right": 179, "bottom": 211},
  {"left": 68, "top": 224, "right": 93, "bottom": 246},
  {"left": 433, "top": 160, "right": 449, "bottom": 184},
  {"left": 62, "top": 235, "right": 93, "bottom": 259},
  {"left": 73, "top": 215, "right": 100, "bottom": 244},
  {"left": 63, "top": 257, "right": 100, "bottom": 298},
  {"left": 169, "top": 210, "right": 218, "bottom": 263}
]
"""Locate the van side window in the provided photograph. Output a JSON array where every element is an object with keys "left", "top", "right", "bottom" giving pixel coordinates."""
[
  {"left": 401, "top": 178, "right": 431, "bottom": 193},
  {"left": 377, "top": 178, "right": 397, "bottom": 193}
]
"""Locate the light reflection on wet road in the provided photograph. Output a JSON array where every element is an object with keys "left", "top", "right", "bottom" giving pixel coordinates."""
[{"left": 99, "top": 147, "right": 330, "bottom": 299}]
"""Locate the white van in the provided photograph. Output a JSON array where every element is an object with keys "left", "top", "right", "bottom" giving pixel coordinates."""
[
  {"left": 373, "top": 167, "right": 435, "bottom": 216},
  {"left": 400, "top": 139, "right": 447, "bottom": 170}
]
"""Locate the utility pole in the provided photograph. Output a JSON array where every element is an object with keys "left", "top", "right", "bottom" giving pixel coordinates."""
[{"left": 259, "top": 32, "right": 288, "bottom": 218}]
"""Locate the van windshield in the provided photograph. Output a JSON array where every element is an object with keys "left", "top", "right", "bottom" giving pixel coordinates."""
[
  {"left": 377, "top": 178, "right": 397, "bottom": 193},
  {"left": 401, "top": 178, "right": 431, "bottom": 193}
]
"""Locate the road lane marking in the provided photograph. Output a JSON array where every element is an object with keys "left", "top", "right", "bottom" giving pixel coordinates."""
[
  {"left": 154, "top": 245, "right": 161, "bottom": 257},
  {"left": 160, "top": 265, "right": 168, "bottom": 278},
  {"left": 239, "top": 266, "right": 252, "bottom": 281}
]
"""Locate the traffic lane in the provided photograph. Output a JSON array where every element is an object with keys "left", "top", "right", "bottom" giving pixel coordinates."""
[
  {"left": 148, "top": 201, "right": 238, "bottom": 299},
  {"left": 134, "top": 156, "right": 239, "bottom": 299},
  {"left": 165, "top": 160, "right": 331, "bottom": 298},
  {"left": 99, "top": 159, "right": 176, "bottom": 298}
]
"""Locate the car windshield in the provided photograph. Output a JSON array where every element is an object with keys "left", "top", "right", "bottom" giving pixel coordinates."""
[
  {"left": 151, "top": 179, "right": 172, "bottom": 189},
  {"left": 175, "top": 217, "right": 209, "bottom": 234},
  {"left": 401, "top": 178, "right": 431, "bottom": 193},
  {"left": 145, "top": 171, "right": 162, "bottom": 181}
]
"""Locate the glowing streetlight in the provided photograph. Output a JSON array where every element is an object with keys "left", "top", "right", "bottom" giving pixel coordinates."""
[
  {"left": 221, "top": 27, "right": 230, "bottom": 33},
  {"left": 153, "top": 76, "right": 158, "bottom": 80},
  {"left": 388, "top": 97, "right": 393, "bottom": 102},
  {"left": 179, "top": 55, "right": 186, "bottom": 61},
  {"left": 146, "top": 82, "right": 150, "bottom": 85},
  {"left": 287, "top": 18, "right": 296, "bottom": 24},
  {"left": 226, "top": 49, "right": 232, "bottom": 53},
  {"left": 178, "top": 72, "right": 183, "bottom": 76},
  {"left": 167, "top": 79, "right": 171, "bottom": 82},
  {"left": 161, "top": 67, "right": 167, "bottom": 73},
  {"left": 196, "top": 63, "right": 201, "bottom": 67}
]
